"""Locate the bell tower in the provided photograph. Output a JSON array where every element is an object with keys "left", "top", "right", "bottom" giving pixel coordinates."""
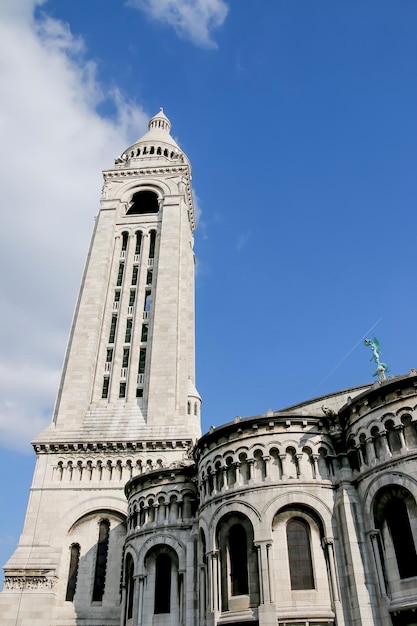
[
  {"left": 50, "top": 107, "right": 201, "bottom": 441},
  {"left": 0, "top": 110, "right": 201, "bottom": 625}
]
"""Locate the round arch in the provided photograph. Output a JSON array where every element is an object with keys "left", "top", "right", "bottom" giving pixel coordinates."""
[
  {"left": 262, "top": 490, "right": 334, "bottom": 537},
  {"left": 136, "top": 533, "right": 187, "bottom": 575}
]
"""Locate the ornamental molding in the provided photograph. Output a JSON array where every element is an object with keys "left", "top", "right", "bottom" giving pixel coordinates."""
[
  {"left": 102, "top": 166, "right": 195, "bottom": 230},
  {"left": 3, "top": 575, "right": 57, "bottom": 591},
  {"left": 103, "top": 166, "right": 189, "bottom": 179},
  {"left": 32, "top": 439, "right": 194, "bottom": 454}
]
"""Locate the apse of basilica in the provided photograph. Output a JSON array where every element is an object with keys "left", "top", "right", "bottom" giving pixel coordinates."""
[{"left": 1, "top": 110, "right": 417, "bottom": 626}]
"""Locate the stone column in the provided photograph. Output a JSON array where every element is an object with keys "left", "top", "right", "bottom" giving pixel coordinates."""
[
  {"left": 207, "top": 551, "right": 220, "bottom": 614},
  {"left": 368, "top": 529, "right": 388, "bottom": 597},
  {"left": 322, "top": 538, "right": 340, "bottom": 602},
  {"left": 322, "top": 538, "right": 344, "bottom": 626},
  {"left": 234, "top": 462, "right": 241, "bottom": 486},
  {"left": 366, "top": 437, "right": 377, "bottom": 465},
  {"left": 311, "top": 453, "right": 319, "bottom": 479},
  {"left": 379, "top": 431, "right": 391, "bottom": 460},
  {"left": 279, "top": 454, "right": 287, "bottom": 479},
  {"left": 296, "top": 453, "right": 304, "bottom": 478},
  {"left": 396, "top": 425, "right": 407, "bottom": 453},
  {"left": 356, "top": 445, "right": 365, "bottom": 469},
  {"left": 178, "top": 570, "right": 185, "bottom": 626},
  {"left": 254, "top": 541, "right": 273, "bottom": 604},
  {"left": 247, "top": 459, "right": 255, "bottom": 484},
  {"left": 263, "top": 455, "right": 271, "bottom": 480},
  {"left": 222, "top": 465, "right": 229, "bottom": 490},
  {"left": 199, "top": 564, "right": 207, "bottom": 623},
  {"left": 136, "top": 575, "right": 145, "bottom": 626}
]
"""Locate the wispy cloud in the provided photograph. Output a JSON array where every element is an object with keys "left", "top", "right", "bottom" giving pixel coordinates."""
[
  {"left": 236, "top": 231, "right": 251, "bottom": 251},
  {"left": 127, "top": 0, "right": 229, "bottom": 48},
  {"left": 0, "top": 0, "right": 148, "bottom": 451}
]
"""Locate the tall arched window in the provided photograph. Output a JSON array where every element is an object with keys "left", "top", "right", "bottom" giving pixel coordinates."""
[
  {"left": 125, "top": 554, "right": 135, "bottom": 624},
  {"left": 217, "top": 512, "right": 259, "bottom": 612},
  {"left": 92, "top": 519, "right": 110, "bottom": 601},
  {"left": 135, "top": 231, "right": 142, "bottom": 255},
  {"left": 154, "top": 552, "right": 171, "bottom": 613},
  {"left": 149, "top": 231, "right": 156, "bottom": 259},
  {"left": 287, "top": 518, "right": 314, "bottom": 589},
  {"left": 65, "top": 543, "right": 80, "bottom": 601},
  {"left": 374, "top": 486, "right": 417, "bottom": 581},
  {"left": 229, "top": 524, "right": 249, "bottom": 596}
]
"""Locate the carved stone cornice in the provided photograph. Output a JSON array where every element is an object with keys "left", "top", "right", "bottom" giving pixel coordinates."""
[
  {"left": 3, "top": 575, "right": 57, "bottom": 591},
  {"left": 32, "top": 439, "right": 194, "bottom": 454},
  {"left": 103, "top": 165, "right": 189, "bottom": 179}
]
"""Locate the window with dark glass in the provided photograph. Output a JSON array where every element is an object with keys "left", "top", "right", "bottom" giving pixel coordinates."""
[
  {"left": 287, "top": 518, "right": 314, "bottom": 590},
  {"left": 106, "top": 348, "right": 113, "bottom": 363},
  {"left": 154, "top": 553, "right": 171, "bottom": 614},
  {"left": 119, "top": 382, "right": 126, "bottom": 398},
  {"left": 125, "top": 319, "right": 132, "bottom": 343},
  {"left": 149, "top": 231, "right": 156, "bottom": 258},
  {"left": 138, "top": 349, "right": 146, "bottom": 374},
  {"left": 229, "top": 524, "right": 248, "bottom": 596},
  {"left": 102, "top": 377, "right": 109, "bottom": 398},
  {"left": 121, "top": 232, "right": 128, "bottom": 251},
  {"left": 141, "top": 324, "right": 148, "bottom": 342},
  {"left": 385, "top": 498, "right": 417, "bottom": 578},
  {"left": 125, "top": 554, "right": 134, "bottom": 622},
  {"left": 131, "top": 266, "right": 138, "bottom": 286},
  {"left": 109, "top": 316, "right": 117, "bottom": 343},
  {"left": 129, "top": 290, "right": 136, "bottom": 306},
  {"left": 114, "top": 290, "right": 120, "bottom": 303},
  {"left": 146, "top": 269, "right": 153, "bottom": 285},
  {"left": 144, "top": 291, "right": 152, "bottom": 311},
  {"left": 135, "top": 231, "right": 142, "bottom": 255},
  {"left": 92, "top": 519, "right": 110, "bottom": 601},
  {"left": 66, "top": 543, "right": 80, "bottom": 601},
  {"left": 136, "top": 388, "right": 143, "bottom": 398},
  {"left": 122, "top": 348, "right": 130, "bottom": 368},
  {"left": 116, "top": 263, "right": 124, "bottom": 287}
]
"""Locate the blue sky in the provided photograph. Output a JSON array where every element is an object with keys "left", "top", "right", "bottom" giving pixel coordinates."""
[{"left": 0, "top": 0, "right": 416, "bottom": 578}]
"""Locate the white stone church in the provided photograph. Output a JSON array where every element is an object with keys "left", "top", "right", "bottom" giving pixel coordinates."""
[{"left": 1, "top": 110, "right": 417, "bottom": 626}]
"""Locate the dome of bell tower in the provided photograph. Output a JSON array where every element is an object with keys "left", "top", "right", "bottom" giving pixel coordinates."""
[{"left": 115, "top": 108, "right": 187, "bottom": 167}]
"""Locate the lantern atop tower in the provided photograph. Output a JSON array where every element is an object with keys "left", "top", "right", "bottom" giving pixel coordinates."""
[{"left": 115, "top": 107, "right": 187, "bottom": 167}]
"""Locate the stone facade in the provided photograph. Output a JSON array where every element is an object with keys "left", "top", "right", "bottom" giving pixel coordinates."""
[{"left": 1, "top": 111, "right": 417, "bottom": 626}]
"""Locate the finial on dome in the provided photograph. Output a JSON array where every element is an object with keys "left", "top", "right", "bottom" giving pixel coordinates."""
[{"left": 148, "top": 108, "right": 171, "bottom": 133}]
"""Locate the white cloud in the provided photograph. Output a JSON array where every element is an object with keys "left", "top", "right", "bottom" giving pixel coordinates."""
[
  {"left": 127, "top": 0, "right": 229, "bottom": 48},
  {"left": 236, "top": 231, "right": 251, "bottom": 251},
  {"left": 0, "top": 1, "right": 148, "bottom": 451}
]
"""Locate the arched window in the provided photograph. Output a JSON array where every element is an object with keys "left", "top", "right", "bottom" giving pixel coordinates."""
[
  {"left": 217, "top": 513, "right": 259, "bottom": 611},
  {"left": 121, "top": 232, "right": 129, "bottom": 252},
  {"left": 65, "top": 543, "right": 80, "bottom": 601},
  {"left": 154, "top": 553, "right": 171, "bottom": 613},
  {"left": 375, "top": 488, "right": 417, "bottom": 579},
  {"left": 287, "top": 518, "right": 314, "bottom": 589},
  {"left": 135, "top": 231, "right": 142, "bottom": 255},
  {"left": 229, "top": 524, "right": 249, "bottom": 595},
  {"left": 116, "top": 263, "right": 124, "bottom": 287},
  {"left": 125, "top": 554, "right": 135, "bottom": 624},
  {"left": 138, "top": 349, "right": 146, "bottom": 375},
  {"left": 92, "top": 519, "right": 110, "bottom": 601},
  {"left": 144, "top": 291, "right": 152, "bottom": 312},
  {"left": 127, "top": 191, "right": 159, "bottom": 215},
  {"left": 149, "top": 231, "right": 156, "bottom": 259}
]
